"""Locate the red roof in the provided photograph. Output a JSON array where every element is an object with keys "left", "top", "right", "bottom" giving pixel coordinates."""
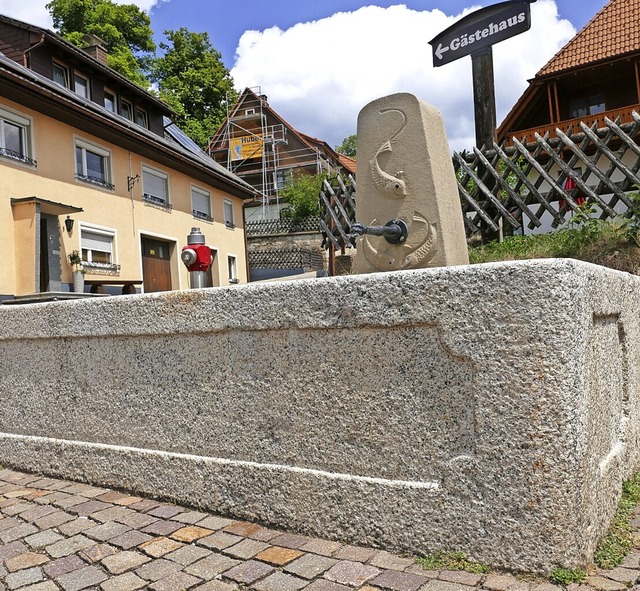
[
  {"left": 538, "top": 0, "right": 640, "bottom": 77},
  {"left": 337, "top": 153, "right": 356, "bottom": 175}
]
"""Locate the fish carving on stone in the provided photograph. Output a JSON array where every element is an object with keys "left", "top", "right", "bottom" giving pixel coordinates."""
[
  {"left": 361, "top": 211, "right": 439, "bottom": 271},
  {"left": 369, "top": 109, "right": 407, "bottom": 198}
]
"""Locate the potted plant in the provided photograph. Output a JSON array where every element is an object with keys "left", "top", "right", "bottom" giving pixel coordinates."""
[{"left": 68, "top": 250, "right": 85, "bottom": 293}]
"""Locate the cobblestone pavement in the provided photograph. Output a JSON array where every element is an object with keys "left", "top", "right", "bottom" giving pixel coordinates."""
[{"left": 1, "top": 469, "right": 640, "bottom": 591}]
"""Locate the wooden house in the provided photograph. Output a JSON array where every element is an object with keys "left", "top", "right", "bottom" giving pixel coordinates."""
[
  {"left": 497, "top": 0, "right": 640, "bottom": 145},
  {"left": 209, "top": 87, "right": 355, "bottom": 221}
]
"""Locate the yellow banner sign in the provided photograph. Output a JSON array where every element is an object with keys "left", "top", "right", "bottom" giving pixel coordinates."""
[{"left": 230, "top": 135, "right": 263, "bottom": 161}]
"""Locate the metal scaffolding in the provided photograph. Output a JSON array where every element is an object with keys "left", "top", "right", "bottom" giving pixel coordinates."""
[{"left": 209, "top": 87, "right": 327, "bottom": 220}]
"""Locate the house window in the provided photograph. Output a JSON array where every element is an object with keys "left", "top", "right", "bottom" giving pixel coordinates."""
[
  {"left": 52, "top": 62, "right": 69, "bottom": 87},
  {"left": 245, "top": 108, "right": 256, "bottom": 115},
  {"left": 74, "top": 73, "right": 90, "bottom": 99},
  {"left": 80, "top": 226, "right": 116, "bottom": 267},
  {"left": 0, "top": 108, "right": 34, "bottom": 165},
  {"left": 191, "top": 187, "right": 212, "bottom": 221},
  {"left": 569, "top": 95, "right": 606, "bottom": 119},
  {"left": 121, "top": 100, "right": 133, "bottom": 121},
  {"left": 275, "top": 168, "right": 292, "bottom": 190},
  {"left": 224, "top": 199, "right": 234, "bottom": 228},
  {"left": 135, "top": 108, "right": 148, "bottom": 128},
  {"left": 227, "top": 255, "right": 238, "bottom": 283},
  {"left": 75, "top": 139, "right": 113, "bottom": 189},
  {"left": 142, "top": 166, "right": 170, "bottom": 208},
  {"left": 104, "top": 90, "right": 117, "bottom": 113}
]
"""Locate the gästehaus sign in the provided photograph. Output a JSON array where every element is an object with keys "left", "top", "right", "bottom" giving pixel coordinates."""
[{"left": 429, "top": 0, "right": 534, "bottom": 67}]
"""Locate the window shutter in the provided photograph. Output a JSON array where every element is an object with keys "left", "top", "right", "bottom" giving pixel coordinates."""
[{"left": 82, "top": 230, "right": 112, "bottom": 254}]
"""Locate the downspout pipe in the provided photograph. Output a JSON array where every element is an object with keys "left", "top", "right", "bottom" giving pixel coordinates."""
[{"left": 23, "top": 32, "right": 46, "bottom": 68}]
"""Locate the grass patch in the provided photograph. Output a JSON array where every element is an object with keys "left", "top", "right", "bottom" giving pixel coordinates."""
[
  {"left": 468, "top": 219, "right": 640, "bottom": 275},
  {"left": 594, "top": 472, "right": 640, "bottom": 570},
  {"left": 416, "top": 551, "right": 490, "bottom": 574},
  {"left": 549, "top": 567, "right": 586, "bottom": 585}
]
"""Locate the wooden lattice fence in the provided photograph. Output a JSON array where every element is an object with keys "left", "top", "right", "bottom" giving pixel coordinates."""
[
  {"left": 319, "top": 113, "right": 640, "bottom": 251},
  {"left": 319, "top": 175, "right": 356, "bottom": 257},
  {"left": 456, "top": 112, "right": 640, "bottom": 238}
]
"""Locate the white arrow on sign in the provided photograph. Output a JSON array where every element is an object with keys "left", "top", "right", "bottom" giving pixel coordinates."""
[{"left": 435, "top": 43, "right": 449, "bottom": 61}]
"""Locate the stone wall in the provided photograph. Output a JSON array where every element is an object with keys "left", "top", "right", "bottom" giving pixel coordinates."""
[{"left": 0, "top": 259, "right": 639, "bottom": 572}]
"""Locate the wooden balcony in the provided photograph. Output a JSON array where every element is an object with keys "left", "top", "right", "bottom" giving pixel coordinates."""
[{"left": 501, "top": 103, "right": 640, "bottom": 146}]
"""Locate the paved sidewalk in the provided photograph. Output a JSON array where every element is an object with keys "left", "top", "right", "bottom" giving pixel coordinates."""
[{"left": 1, "top": 469, "right": 639, "bottom": 591}]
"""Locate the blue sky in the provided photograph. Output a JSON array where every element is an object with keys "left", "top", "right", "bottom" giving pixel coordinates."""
[
  {"left": 147, "top": 0, "right": 608, "bottom": 69},
  {"left": 0, "top": 0, "right": 610, "bottom": 149}
]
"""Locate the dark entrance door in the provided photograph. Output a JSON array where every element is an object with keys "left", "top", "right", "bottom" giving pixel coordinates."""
[
  {"left": 38, "top": 213, "right": 61, "bottom": 292},
  {"left": 141, "top": 237, "right": 172, "bottom": 292},
  {"left": 39, "top": 217, "right": 49, "bottom": 292}
]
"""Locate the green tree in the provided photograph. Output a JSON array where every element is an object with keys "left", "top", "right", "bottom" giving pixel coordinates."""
[
  {"left": 335, "top": 134, "right": 357, "bottom": 157},
  {"left": 150, "top": 28, "right": 237, "bottom": 149},
  {"left": 47, "top": 0, "right": 155, "bottom": 86},
  {"left": 280, "top": 173, "right": 325, "bottom": 220}
]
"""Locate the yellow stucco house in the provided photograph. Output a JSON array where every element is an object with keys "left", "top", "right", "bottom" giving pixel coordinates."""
[{"left": 0, "top": 15, "right": 257, "bottom": 301}]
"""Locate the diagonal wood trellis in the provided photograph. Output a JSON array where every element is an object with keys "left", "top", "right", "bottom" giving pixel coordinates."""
[
  {"left": 319, "top": 174, "right": 356, "bottom": 273},
  {"left": 455, "top": 112, "right": 640, "bottom": 237},
  {"left": 319, "top": 112, "right": 640, "bottom": 251}
]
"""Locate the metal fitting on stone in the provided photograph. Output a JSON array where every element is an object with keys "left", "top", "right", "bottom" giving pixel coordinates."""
[{"left": 351, "top": 219, "right": 409, "bottom": 245}]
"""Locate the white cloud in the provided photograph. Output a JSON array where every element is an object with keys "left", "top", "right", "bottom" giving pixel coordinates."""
[
  {"left": 231, "top": 0, "right": 575, "bottom": 152},
  {"left": 0, "top": 0, "right": 163, "bottom": 30},
  {"left": 0, "top": 0, "right": 52, "bottom": 28}
]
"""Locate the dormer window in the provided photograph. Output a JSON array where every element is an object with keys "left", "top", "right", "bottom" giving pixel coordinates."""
[
  {"left": 136, "top": 108, "right": 148, "bottom": 129},
  {"left": 52, "top": 61, "right": 70, "bottom": 88},
  {"left": 74, "top": 72, "right": 90, "bottom": 99},
  {"left": 121, "top": 100, "right": 133, "bottom": 121},
  {"left": 104, "top": 90, "right": 117, "bottom": 113}
]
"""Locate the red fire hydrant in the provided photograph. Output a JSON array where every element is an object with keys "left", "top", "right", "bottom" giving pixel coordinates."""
[{"left": 180, "top": 227, "right": 212, "bottom": 289}]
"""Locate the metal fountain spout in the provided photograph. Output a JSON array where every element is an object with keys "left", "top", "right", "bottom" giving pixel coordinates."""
[{"left": 350, "top": 219, "right": 409, "bottom": 245}]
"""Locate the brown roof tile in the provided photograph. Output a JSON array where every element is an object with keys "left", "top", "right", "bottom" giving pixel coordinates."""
[
  {"left": 538, "top": 0, "right": 640, "bottom": 76},
  {"left": 338, "top": 153, "right": 356, "bottom": 175}
]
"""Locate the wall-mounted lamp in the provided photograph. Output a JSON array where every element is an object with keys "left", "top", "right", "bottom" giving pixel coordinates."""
[
  {"left": 127, "top": 174, "right": 140, "bottom": 192},
  {"left": 64, "top": 215, "right": 74, "bottom": 233}
]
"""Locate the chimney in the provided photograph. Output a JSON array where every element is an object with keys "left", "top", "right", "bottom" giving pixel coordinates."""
[{"left": 82, "top": 34, "right": 108, "bottom": 66}]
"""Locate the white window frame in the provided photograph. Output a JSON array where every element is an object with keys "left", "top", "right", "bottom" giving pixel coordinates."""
[
  {"left": 121, "top": 100, "right": 134, "bottom": 121},
  {"left": 135, "top": 108, "right": 149, "bottom": 129},
  {"left": 224, "top": 199, "right": 235, "bottom": 228},
  {"left": 191, "top": 186, "right": 212, "bottom": 222},
  {"left": 79, "top": 224, "right": 117, "bottom": 269},
  {"left": 74, "top": 72, "right": 91, "bottom": 99},
  {"left": 0, "top": 106, "right": 34, "bottom": 166},
  {"left": 275, "top": 168, "right": 293, "bottom": 191},
  {"left": 104, "top": 89, "right": 117, "bottom": 113},
  {"left": 245, "top": 108, "right": 256, "bottom": 115},
  {"left": 227, "top": 254, "right": 238, "bottom": 284},
  {"left": 52, "top": 61, "right": 70, "bottom": 88},
  {"left": 142, "top": 165, "right": 171, "bottom": 209},
  {"left": 75, "top": 138, "right": 113, "bottom": 189}
]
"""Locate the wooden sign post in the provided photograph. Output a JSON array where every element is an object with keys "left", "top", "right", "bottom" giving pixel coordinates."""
[
  {"left": 472, "top": 47, "right": 497, "bottom": 151},
  {"left": 430, "top": 0, "right": 535, "bottom": 149}
]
